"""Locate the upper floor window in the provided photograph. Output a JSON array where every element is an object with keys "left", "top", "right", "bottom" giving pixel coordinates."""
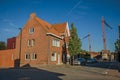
[
  {"left": 52, "top": 39, "right": 60, "bottom": 47},
  {"left": 31, "top": 39, "right": 35, "bottom": 46},
  {"left": 29, "top": 27, "right": 34, "bottom": 34},
  {"left": 27, "top": 39, "right": 35, "bottom": 46},
  {"left": 27, "top": 39, "right": 31, "bottom": 46}
]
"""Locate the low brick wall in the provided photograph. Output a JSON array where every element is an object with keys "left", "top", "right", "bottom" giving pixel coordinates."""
[{"left": 0, "top": 49, "right": 16, "bottom": 68}]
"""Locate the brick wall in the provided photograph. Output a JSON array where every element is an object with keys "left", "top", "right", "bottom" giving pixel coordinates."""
[
  {"left": 49, "top": 36, "right": 63, "bottom": 65},
  {"left": 16, "top": 17, "right": 50, "bottom": 66},
  {"left": 7, "top": 37, "right": 16, "bottom": 49},
  {"left": 0, "top": 49, "right": 16, "bottom": 68}
]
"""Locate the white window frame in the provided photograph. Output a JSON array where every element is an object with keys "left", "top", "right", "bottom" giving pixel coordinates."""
[
  {"left": 31, "top": 39, "right": 35, "bottom": 46},
  {"left": 57, "top": 40, "right": 60, "bottom": 47},
  {"left": 25, "top": 53, "right": 30, "bottom": 60},
  {"left": 52, "top": 39, "right": 60, "bottom": 47},
  {"left": 27, "top": 39, "right": 31, "bottom": 46},
  {"left": 29, "top": 27, "right": 34, "bottom": 34},
  {"left": 32, "top": 53, "right": 37, "bottom": 60},
  {"left": 52, "top": 39, "right": 56, "bottom": 46},
  {"left": 51, "top": 52, "right": 56, "bottom": 61}
]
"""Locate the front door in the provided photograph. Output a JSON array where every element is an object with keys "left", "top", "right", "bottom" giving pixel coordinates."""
[{"left": 58, "top": 54, "right": 60, "bottom": 64}]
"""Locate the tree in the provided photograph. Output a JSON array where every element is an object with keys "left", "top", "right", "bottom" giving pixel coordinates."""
[
  {"left": 68, "top": 23, "right": 82, "bottom": 64},
  {"left": 0, "top": 41, "right": 6, "bottom": 50},
  {"left": 115, "top": 39, "right": 120, "bottom": 62},
  {"left": 115, "top": 39, "right": 120, "bottom": 51}
]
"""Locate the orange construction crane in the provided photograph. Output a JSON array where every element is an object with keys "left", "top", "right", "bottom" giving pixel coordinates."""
[
  {"left": 101, "top": 16, "right": 112, "bottom": 59},
  {"left": 83, "top": 33, "right": 91, "bottom": 52},
  {"left": 102, "top": 16, "right": 107, "bottom": 52}
]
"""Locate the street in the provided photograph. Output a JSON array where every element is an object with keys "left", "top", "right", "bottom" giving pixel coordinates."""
[{"left": 0, "top": 62, "right": 120, "bottom": 80}]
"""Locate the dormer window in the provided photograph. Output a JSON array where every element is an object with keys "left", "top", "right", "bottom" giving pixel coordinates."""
[{"left": 29, "top": 27, "right": 34, "bottom": 34}]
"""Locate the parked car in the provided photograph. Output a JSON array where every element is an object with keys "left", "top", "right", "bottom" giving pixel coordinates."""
[
  {"left": 74, "top": 58, "right": 86, "bottom": 65},
  {"left": 92, "top": 58, "right": 98, "bottom": 63},
  {"left": 87, "top": 58, "right": 98, "bottom": 63}
]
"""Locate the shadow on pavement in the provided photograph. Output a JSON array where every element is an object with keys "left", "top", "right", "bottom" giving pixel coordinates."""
[{"left": 0, "top": 64, "right": 65, "bottom": 80}]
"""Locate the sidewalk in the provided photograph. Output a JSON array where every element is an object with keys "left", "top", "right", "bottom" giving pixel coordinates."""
[{"left": 107, "top": 69, "right": 120, "bottom": 79}]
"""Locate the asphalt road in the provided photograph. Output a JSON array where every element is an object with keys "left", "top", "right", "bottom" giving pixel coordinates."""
[{"left": 0, "top": 62, "right": 120, "bottom": 80}]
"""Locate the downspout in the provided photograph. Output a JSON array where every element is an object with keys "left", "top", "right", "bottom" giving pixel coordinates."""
[
  {"left": 47, "top": 35, "right": 50, "bottom": 65},
  {"left": 19, "top": 28, "right": 22, "bottom": 67}
]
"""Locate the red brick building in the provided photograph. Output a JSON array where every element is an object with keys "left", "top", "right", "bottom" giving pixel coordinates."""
[
  {"left": 0, "top": 13, "right": 70, "bottom": 67},
  {"left": 7, "top": 37, "right": 16, "bottom": 49}
]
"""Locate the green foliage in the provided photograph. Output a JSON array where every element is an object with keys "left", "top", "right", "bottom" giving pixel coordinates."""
[
  {"left": 115, "top": 39, "right": 120, "bottom": 50},
  {"left": 68, "top": 23, "right": 82, "bottom": 56},
  {"left": 84, "top": 53, "right": 91, "bottom": 59},
  {"left": 0, "top": 41, "right": 6, "bottom": 50}
]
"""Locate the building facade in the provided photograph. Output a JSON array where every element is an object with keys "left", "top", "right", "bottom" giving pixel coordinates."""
[
  {"left": 0, "top": 13, "right": 70, "bottom": 67},
  {"left": 7, "top": 37, "right": 16, "bottom": 49}
]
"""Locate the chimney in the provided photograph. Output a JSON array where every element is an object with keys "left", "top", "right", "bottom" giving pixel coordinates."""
[{"left": 30, "top": 13, "right": 36, "bottom": 19}]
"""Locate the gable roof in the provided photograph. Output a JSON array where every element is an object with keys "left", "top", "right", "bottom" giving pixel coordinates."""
[
  {"left": 52, "top": 23, "right": 67, "bottom": 33},
  {"left": 30, "top": 13, "right": 70, "bottom": 38},
  {"left": 35, "top": 17, "right": 52, "bottom": 32}
]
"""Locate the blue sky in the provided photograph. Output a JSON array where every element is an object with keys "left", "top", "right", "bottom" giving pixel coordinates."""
[{"left": 0, "top": 0, "right": 120, "bottom": 52}]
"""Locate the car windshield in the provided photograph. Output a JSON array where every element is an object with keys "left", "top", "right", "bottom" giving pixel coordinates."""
[{"left": 78, "top": 58, "right": 85, "bottom": 61}]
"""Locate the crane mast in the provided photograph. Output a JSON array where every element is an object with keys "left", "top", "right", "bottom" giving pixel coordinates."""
[
  {"left": 88, "top": 33, "right": 91, "bottom": 52},
  {"left": 102, "top": 16, "right": 108, "bottom": 60},
  {"left": 102, "top": 16, "right": 107, "bottom": 52},
  {"left": 83, "top": 33, "right": 91, "bottom": 52}
]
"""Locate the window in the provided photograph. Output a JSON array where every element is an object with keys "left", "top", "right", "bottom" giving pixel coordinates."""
[
  {"left": 57, "top": 41, "right": 60, "bottom": 47},
  {"left": 31, "top": 39, "right": 35, "bottom": 46},
  {"left": 25, "top": 53, "right": 30, "bottom": 60},
  {"left": 27, "top": 39, "right": 35, "bottom": 46},
  {"left": 52, "top": 39, "right": 56, "bottom": 46},
  {"left": 51, "top": 52, "right": 56, "bottom": 61},
  {"left": 52, "top": 39, "right": 60, "bottom": 47},
  {"left": 32, "top": 53, "right": 37, "bottom": 60},
  {"left": 29, "top": 27, "right": 34, "bottom": 34},
  {"left": 27, "top": 40, "right": 31, "bottom": 46}
]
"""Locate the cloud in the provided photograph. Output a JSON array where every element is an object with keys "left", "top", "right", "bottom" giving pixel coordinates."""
[
  {"left": 3, "top": 19, "right": 9, "bottom": 22},
  {"left": 3, "top": 19, "right": 18, "bottom": 29},
  {"left": 67, "top": 0, "right": 81, "bottom": 16},
  {"left": 66, "top": 0, "right": 88, "bottom": 19},
  {"left": 9, "top": 22, "right": 16, "bottom": 27},
  {"left": 77, "top": 5, "right": 89, "bottom": 10},
  {"left": 2, "top": 29, "right": 14, "bottom": 33}
]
